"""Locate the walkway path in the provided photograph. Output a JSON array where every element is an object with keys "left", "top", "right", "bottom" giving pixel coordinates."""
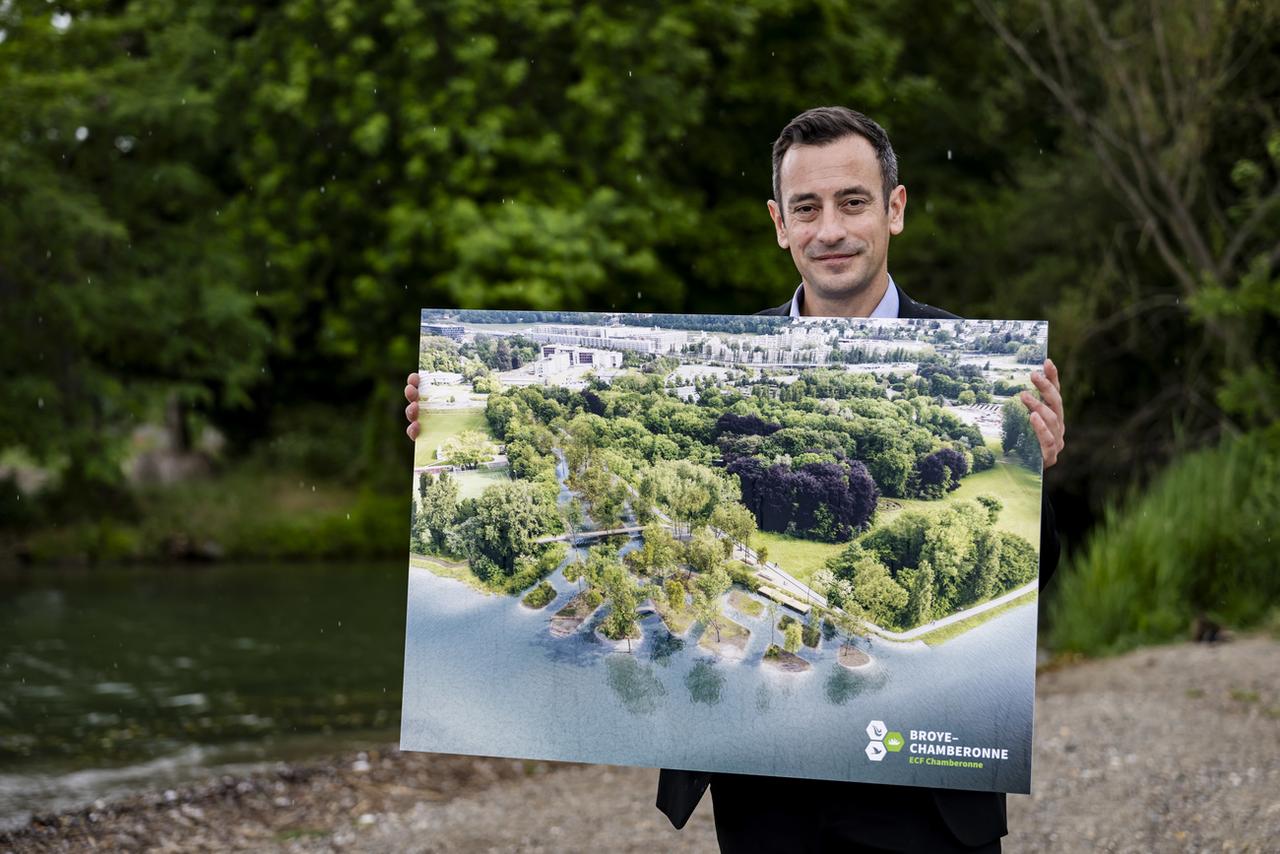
[
  {"left": 868, "top": 580, "right": 1038, "bottom": 641},
  {"left": 534, "top": 525, "right": 652, "bottom": 544}
]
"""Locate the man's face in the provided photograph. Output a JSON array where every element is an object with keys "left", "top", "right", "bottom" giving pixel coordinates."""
[{"left": 767, "top": 134, "right": 905, "bottom": 307}]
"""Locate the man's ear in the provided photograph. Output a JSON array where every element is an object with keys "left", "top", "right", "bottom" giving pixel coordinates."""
[
  {"left": 888, "top": 185, "right": 907, "bottom": 236},
  {"left": 767, "top": 200, "right": 789, "bottom": 249}
]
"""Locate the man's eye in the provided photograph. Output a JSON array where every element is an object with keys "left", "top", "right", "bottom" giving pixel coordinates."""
[
  {"left": 844, "top": 199, "right": 866, "bottom": 209},
  {"left": 794, "top": 206, "right": 816, "bottom": 215}
]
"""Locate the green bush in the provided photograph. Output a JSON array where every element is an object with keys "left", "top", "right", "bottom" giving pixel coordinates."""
[
  {"left": 727, "top": 561, "right": 761, "bottom": 592},
  {"left": 801, "top": 623, "right": 821, "bottom": 648},
  {"left": 25, "top": 520, "right": 142, "bottom": 563},
  {"left": 664, "top": 578, "right": 687, "bottom": 612},
  {"left": 522, "top": 581, "right": 557, "bottom": 609},
  {"left": 1048, "top": 430, "right": 1280, "bottom": 655}
]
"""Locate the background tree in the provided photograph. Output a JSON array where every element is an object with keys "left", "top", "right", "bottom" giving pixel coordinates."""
[
  {"left": 685, "top": 528, "right": 726, "bottom": 577},
  {"left": 419, "top": 472, "right": 460, "bottom": 551},
  {"left": 601, "top": 562, "right": 640, "bottom": 650},
  {"left": 1001, "top": 400, "right": 1041, "bottom": 470},
  {"left": 973, "top": 0, "right": 1280, "bottom": 516},
  {"left": 627, "top": 523, "right": 681, "bottom": 582},
  {"left": 0, "top": 0, "right": 268, "bottom": 505},
  {"left": 563, "top": 499, "right": 586, "bottom": 548},
  {"left": 663, "top": 578, "right": 686, "bottom": 614},
  {"left": 443, "top": 431, "right": 493, "bottom": 469},
  {"left": 710, "top": 502, "right": 757, "bottom": 558},
  {"left": 453, "top": 480, "right": 557, "bottom": 574},
  {"left": 783, "top": 621, "right": 802, "bottom": 654}
]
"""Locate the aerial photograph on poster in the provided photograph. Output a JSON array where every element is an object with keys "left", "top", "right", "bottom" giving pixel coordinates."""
[{"left": 401, "top": 309, "right": 1048, "bottom": 794}]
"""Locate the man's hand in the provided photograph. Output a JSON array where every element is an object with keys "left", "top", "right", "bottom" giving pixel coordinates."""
[
  {"left": 1019, "top": 358, "right": 1065, "bottom": 469},
  {"left": 405, "top": 373, "right": 421, "bottom": 441}
]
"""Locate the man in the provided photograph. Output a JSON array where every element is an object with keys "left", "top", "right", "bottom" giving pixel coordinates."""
[{"left": 404, "top": 106, "right": 1066, "bottom": 852}]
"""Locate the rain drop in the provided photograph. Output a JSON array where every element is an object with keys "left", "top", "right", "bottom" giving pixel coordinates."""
[
  {"left": 75, "top": 126, "right": 89, "bottom": 141},
  {"left": 946, "top": 149, "right": 952, "bottom": 161}
]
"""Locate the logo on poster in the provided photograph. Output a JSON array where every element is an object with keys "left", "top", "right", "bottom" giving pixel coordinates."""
[{"left": 864, "top": 720, "right": 905, "bottom": 762}]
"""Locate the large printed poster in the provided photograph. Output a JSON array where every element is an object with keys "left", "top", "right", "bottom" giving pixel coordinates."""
[{"left": 401, "top": 309, "right": 1047, "bottom": 793}]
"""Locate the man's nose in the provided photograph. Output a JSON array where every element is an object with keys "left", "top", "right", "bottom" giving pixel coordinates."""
[{"left": 816, "top": 207, "right": 845, "bottom": 245}]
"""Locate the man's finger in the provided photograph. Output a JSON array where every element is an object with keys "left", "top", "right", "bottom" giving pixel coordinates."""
[
  {"left": 1022, "top": 391, "right": 1062, "bottom": 436},
  {"left": 1029, "top": 411, "right": 1059, "bottom": 468},
  {"left": 1029, "top": 372, "right": 1064, "bottom": 433},
  {"left": 405, "top": 383, "right": 419, "bottom": 404},
  {"left": 1042, "top": 358, "right": 1060, "bottom": 390},
  {"left": 405, "top": 400, "right": 418, "bottom": 423},
  {"left": 1022, "top": 390, "right": 1064, "bottom": 466},
  {"left": 406, "top": 421, "right": 420, "bottom": 441}
]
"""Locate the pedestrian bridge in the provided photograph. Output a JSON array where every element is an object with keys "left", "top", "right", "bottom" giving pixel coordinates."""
[{"left": 535, "top": 525, "right": 652, "bottom": 544}]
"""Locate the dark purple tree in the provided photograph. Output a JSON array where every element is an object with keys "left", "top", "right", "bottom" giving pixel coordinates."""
[
  {"left": 934, "top": 447, "right": 969, "bottom": 485},
  {"left": 580, "top": 389, "right": 606, "bottom": 416},
  {"left": 714, "top": 412, "right": 781, "bottom": 437},
  {"left": 759, "top": 464, "right": 796, "bottom": 534},
  {"left": 913, "top": 452, "right": 950, "bottom": 498}
]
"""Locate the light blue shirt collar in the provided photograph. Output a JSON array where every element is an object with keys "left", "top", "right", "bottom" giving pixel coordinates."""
[{"left": 789, "top": 274, "right": 900, "bottom": 319}]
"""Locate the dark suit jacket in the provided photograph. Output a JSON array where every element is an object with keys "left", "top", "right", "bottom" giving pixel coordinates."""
[{"left": 656, "top": 282, "right": 1061, "bottom": 847}]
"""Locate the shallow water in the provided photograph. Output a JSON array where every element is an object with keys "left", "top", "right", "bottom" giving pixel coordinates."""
[{"left": 0, "top": 561, "right": 405, "bottom": 828}]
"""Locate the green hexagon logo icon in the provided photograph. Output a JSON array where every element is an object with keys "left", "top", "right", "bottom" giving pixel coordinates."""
[{"left": 883, "top": 731, "right": 905, "bottom": 753}]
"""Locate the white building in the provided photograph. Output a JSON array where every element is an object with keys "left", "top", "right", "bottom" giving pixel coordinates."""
[
  {"left": 525, "top": 324, "right": 687, "bottom": 354},
  {"left": 535, "top": 345, "right": 622, "bottom": 374}
]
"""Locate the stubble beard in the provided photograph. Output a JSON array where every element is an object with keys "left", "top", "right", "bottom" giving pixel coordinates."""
[{"left": 802, "top": 250, "right": 881, "bottom": 307}]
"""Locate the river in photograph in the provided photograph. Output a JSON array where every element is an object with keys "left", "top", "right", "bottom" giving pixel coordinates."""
[{"left": 402, "top": 549, "right": 1038, "bottom": 794}]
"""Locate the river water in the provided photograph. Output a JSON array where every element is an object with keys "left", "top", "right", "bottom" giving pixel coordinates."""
[{"left": 0, "top": 561, "right": 405, "bottom": 829}]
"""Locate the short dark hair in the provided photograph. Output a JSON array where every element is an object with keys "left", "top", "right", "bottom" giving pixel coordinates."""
[{"left": 771, "top": 106, "right": 899, "bottom": 213}]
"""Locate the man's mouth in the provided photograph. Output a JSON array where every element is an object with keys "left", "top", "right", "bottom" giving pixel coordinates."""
[{"left": 814, "top": 252, "right": 857, "bottom": 261}]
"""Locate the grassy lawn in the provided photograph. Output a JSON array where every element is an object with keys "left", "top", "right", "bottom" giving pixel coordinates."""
[
  {"left": 414, "top": 407, "right": 492, "bottom": 467},
  {"left": 698, "top": 615, "right": 750, "bottom": 653},
  {"left": 656, "top": 603, "right": 694, "bottom": 635},
  {"left": 453, "top": 466, "right": 511, "bottom": 499},
  {"left": 416, "top": 383, "right": 482, "bottom": 406},
  {"left": 915, "top": 590, "right": 1039, "bottom": 647},
  {"left": 754, "top": 531, "right": 847, "bottom": 586},
  {"left": 873, "top": 459, "right": 1042, "bottom": 546},
  {"left": 728, "top": 588, "right": 763, "bottom": 617}
]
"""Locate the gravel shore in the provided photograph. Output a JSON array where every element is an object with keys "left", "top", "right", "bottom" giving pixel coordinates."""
[{"left": 4, "top": 636, "right": 1276, "bottom": 853}]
